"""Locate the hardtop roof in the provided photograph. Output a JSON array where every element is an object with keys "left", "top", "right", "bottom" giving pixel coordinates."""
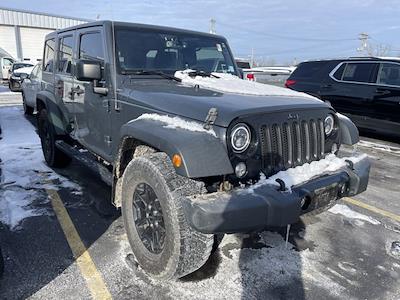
[{"left": 45, "top": 20, "right": 226, "bottom": 41}]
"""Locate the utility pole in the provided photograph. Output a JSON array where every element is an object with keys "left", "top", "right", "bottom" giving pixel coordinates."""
[
  {"left": 209, "top": 18, "right": 216, "bottom": 34},
  {"left": 357, "top": 33, "right": 370, "bottom": 55},
  {"left": 250, "top": 48, "right": 254, "bottom": 68}
]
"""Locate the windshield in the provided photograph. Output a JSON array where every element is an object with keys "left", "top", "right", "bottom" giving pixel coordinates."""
[
  {"left": 115, "top": 27, "right": 237, "bottom": 76},
  {"left": 12, "top": 63, "right": 33, "bottom": 71}
]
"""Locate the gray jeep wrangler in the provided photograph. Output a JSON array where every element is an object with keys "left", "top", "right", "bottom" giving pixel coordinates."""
[{"left": 36, "top": 21, "right": 370, "bottom": 280}]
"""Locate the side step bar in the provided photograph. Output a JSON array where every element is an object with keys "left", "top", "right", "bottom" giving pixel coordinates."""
[{"left": 55, "top": 140, "right": 113, "bottom": 186}]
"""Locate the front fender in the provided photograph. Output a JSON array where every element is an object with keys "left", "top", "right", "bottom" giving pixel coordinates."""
[
  {"left": 337, "top": 113, "right": 359, "bottom": 145},
  {"left": 120, "top": 119, "right": 234, "bottom": 178}
]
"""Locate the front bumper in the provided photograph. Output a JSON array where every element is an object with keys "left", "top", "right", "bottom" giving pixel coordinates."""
[{"left": 182, "top": 156, "right": 370, "bottom": 234}]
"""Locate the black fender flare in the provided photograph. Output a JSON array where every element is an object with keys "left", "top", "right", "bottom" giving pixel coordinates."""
[
  {"left": 337, "top": 113, "right": 359, "bottom": 145},
  {"left": 36, "top": 91, "right": 69, "bottom": 136},
  {"left": 119, "top": 119, "right": 234, "bottom": 178}
]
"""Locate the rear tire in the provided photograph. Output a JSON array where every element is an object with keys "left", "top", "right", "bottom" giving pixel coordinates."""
[
  {"left": 22, "top": 93, "right": 34, "bottom": 115},
  {"left": 37, "top": 109, "right": 71, "bottom": 168},
  {"left": 121, "top": 152, "right": 213, "bottom": 280}
]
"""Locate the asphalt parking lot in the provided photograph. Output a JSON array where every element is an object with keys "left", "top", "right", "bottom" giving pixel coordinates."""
[{"left": 0, "top": 90, "right": 399, "bottom": 300}]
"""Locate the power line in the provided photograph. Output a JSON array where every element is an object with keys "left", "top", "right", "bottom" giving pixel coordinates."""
[{"left": 217, "top": 21, "right": 358, "bottom": 42}]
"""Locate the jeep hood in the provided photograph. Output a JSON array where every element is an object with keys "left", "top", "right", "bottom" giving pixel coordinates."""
[{"left": 120, "top": 79, "right": 329, "bottom": 128}]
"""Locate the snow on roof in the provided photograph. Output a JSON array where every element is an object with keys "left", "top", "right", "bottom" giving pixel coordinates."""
[
  {"left": 174, "top": 69, "right": 315, "bottom": 98},
  {"left": 133, "top": 113, "right": 217, "bottom": 137}
]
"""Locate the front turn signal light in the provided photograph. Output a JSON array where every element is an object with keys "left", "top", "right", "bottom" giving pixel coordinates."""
[{"left": 172, "top": 154, "right": 182, "bottom": 168}]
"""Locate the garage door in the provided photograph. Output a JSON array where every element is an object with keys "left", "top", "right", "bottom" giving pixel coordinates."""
[
  {"left": 0, "top": 25, "right": 17, "bottom": 59},
  {"left": 20, "top": 27, "right": 53, "bottom": 63}
]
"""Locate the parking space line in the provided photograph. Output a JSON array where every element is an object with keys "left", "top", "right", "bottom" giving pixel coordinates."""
[
  {"left": 47, "top": 189, "right": 112, "bottom": 300},
  {"left": 344, "top": 197, "right": 400, "bottom": 223}
]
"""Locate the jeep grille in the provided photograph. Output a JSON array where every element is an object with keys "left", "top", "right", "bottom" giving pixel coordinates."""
[{"left": 260, "top": 119, "right": 325, "bottom": 176}]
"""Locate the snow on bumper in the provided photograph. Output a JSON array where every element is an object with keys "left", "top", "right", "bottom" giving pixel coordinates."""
[{"left": 182, "top": 155, "right": 370, "bottom": 234}]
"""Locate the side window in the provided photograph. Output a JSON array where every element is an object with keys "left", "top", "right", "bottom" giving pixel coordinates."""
[
  {"left": 30, "top": 65, "right": 39, "bottom": 79},
  {"left": 79, "top": 32, "right": 104, "bottom": 61},
  {"left": 377, "top": 63, "right": 400, "bottom": 86},
  {"left": 4, "top": 58, "right": 13, "bottom": 66},
  {"left": 58, "top": 35, "right": 74, "bottom": 74},
  {"left": 332, "top": 63, "right": 346, "bottom": 80},
  {"left": 43, "top": 39, "right": 55, "bottom": 72},
  {"left": 342, "top": 63, "right": 377, "bottom": 83}
]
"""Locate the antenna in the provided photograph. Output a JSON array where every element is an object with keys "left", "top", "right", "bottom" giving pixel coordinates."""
[{"left": 209, "top": 18, "right": 216, "bottom": 34}]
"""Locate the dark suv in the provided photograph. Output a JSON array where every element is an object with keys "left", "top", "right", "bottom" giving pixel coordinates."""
[
  {"left": 286, "top": 57, "right": 400, "bottom": 137},
  {"left": 36, "top": 21, "right": 370, "bottom": 280}
]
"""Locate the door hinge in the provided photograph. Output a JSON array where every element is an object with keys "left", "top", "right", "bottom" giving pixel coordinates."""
[{"left": 104, "top": 136, "right": 112, "bottom": 146}]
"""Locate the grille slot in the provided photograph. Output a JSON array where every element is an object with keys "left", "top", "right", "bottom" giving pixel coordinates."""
[{"left": 260, "top": 119, "right": 325, "bottom": 177}]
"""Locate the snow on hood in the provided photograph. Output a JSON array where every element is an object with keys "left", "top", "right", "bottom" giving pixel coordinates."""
[
  {"left": 133, "top": 113, "right": 217, "bottom": 137},
  {"left": 243, "top": 153, "right": 368, "bottom": 194},
  {"left": 174, "top": 69, "right": 315, "bottom": 98},
  {"left": 14, "top": 66, "right": 34, "bottom": 75}
]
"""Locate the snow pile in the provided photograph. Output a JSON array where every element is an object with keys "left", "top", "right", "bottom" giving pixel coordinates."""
[
  {"left": 328, "top": 204, "right": 380, "bottom": 225},
  {"left": 0, "top": 107, "right": 81, "bottom": 230},
  {"left": 133, "top": 113, "right": 217, "bottom": 137},
  {"left": 174, "top": 69, "right": 316, "bottom": 98},
  {"left": 244, "top": 153, "right": 367, "bottom": 193}
]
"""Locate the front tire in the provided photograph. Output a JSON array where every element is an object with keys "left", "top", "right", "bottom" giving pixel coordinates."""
[
  {"left": 121, "top": 152, "right": 213, "bottom": 280},
  {"left": 37, "top": 109, "right": 71, "bottom": 168}
]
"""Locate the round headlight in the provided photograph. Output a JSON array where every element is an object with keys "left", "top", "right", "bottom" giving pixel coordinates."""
[
  {"left": 231, "top": 123, "right": 251, "bottom": 153},
  {"left": 324, "top": 114, "right": 335, "bottom": 136}
]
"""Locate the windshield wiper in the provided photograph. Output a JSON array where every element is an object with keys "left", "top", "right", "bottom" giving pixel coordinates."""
[
  {"left": 123, "top": 69, "right": 182, "bottom": 82},
  {"left": 186, "top": 70, "right": 220, "bottom": 79}
]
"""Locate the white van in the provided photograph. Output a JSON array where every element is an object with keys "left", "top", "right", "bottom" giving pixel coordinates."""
[{"left": 1, "top": 57, "right": 15, "bottom": 80}]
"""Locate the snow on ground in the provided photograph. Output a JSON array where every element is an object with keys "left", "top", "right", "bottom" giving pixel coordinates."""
[
  {"left": 174, "top": 69, "right": 316, "bottom": 99},
  {"left": 133, "top": 113, "right": 217, "bottom": 137},
  {"left": 358, "top": 140, "right": 400, "bottom": 155},
  {"left": 243, "top": 153, "right": 367, "bottom": 193},
  {"left": 0, "top": 106, "right": 80, "bottom": 230},
  {"left": 328, "top": 204, "right": 380, "bottom": 225}
]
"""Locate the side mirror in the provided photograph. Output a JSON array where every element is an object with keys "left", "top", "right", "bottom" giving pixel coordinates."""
[
  {"left": 76, "top": 59, "right": 102, "bottom": 81},
  {"left": 20, "top": 73, "right": 28, "bottom": 80}
]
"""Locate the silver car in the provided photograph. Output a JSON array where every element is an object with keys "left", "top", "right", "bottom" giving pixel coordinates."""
[{"left": 21, "top": 64, "right": 42, "bottom": 115}]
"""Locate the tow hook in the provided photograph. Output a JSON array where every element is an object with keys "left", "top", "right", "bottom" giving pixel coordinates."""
[{"left": 275, "top": 178, "right": 287, "bottom": 191}]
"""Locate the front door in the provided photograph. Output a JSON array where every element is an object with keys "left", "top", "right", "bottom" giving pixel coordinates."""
[{"left": 72, "top": 26, "right": 112, "bottom": 159}]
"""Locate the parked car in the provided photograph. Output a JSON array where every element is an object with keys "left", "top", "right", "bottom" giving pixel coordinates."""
[
  {"left": 21, "top": 64, "right": 42, "bottom": 115},
  {"left": 36, "top": 21, "right": 370, "bottom": 280},
  {"left": 8, "top": 62, "right": 34, "bottom": 80},
  {"left": 286, "top": 57, "right": 400, "bottom": 137},
  {"left": 1, "top": 57, "right": 14, "bottom": 80},
  {"left": 8, "top": 65, "right": 34, "bottom": 92}
]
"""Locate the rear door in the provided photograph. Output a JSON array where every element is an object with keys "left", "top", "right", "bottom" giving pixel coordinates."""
[
  {"left": 73, "top": 26, "right": 111, "bottom": 158},
  {"left": 55, "top": 32, "right": 75, "bottom": 114},
  {"left": 320, "top": 61, "right": 379, "bottom": 120},
  {"left": 372, "top": 62, "right": 400, "bottom": 134}
]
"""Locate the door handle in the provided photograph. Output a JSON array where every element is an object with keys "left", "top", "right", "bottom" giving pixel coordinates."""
[
  {"left": 375, "top": 88, "right": 390, "bottom": 95},
  {"left": 71, "top": 86, "right": 84, "bottom": 96},
  {"left": 321, "top": 84, "right": 332, "bottom": 89}
]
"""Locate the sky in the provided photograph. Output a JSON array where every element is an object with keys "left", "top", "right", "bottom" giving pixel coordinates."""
[{"left": 2, "top": 0, "right": 400, "bottom": 64}]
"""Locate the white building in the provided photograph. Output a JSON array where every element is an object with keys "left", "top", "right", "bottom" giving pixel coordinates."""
[{"left": 0, "top": 7, "right": 89, "bottom": 62}]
